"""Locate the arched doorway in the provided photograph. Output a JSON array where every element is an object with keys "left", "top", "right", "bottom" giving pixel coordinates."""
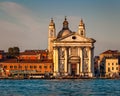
[
  {"left": 68, "top": 56, "right": 80, "bottom": 76},
  {"left": 71, "top": 63, "right": 77, "bottom": 76}
]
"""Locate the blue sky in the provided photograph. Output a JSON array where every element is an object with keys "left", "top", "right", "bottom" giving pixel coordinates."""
[{"left": 0, "top": 0, "right": 120, "bottom": 55}]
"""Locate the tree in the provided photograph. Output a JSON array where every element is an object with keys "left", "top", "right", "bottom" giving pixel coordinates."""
[
  {"left": 8, "top": 47, "right": 20, "bottom": 58},
  {"left": 13, "top": 47, "right": 20, "bottom": 56},
  {"left": 8, "top": 47, "right": 14, "bottom": 58}
]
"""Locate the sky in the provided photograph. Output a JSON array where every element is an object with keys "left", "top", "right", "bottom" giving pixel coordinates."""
[{"left": 0, "top": 0, "right": 120, "bottom": 56}]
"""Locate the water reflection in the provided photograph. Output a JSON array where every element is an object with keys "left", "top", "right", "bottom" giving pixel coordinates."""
[{"left": 0, "top": 79, "right": 120, "bottom": 96}]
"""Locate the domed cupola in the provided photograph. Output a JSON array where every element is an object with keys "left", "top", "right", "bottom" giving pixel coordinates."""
[
  {"left": 57, "top": 17, "right": 72, "bottom": 38},
  {"left": 49, "top": 18, "right": 55, "bottom": 27},
  {"left": 63, "top": 17, "right": 69, "bottom": 29}
]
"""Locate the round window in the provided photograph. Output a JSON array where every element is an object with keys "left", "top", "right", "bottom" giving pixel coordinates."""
[{"left": 72, "top": 36, "right": 76, "bottom": 39}]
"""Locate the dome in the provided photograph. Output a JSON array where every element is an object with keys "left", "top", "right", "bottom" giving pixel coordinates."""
[
  {"left": 57, "top": 29, "right": 72, "bottom": 38},
  {"left": 57, "top": 17, "right": 72, "bottom": 38},
  {"left": 63, "top": 17, "right": 68, "bottom": 25}
]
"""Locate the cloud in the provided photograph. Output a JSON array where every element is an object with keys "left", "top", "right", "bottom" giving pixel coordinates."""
[
  {"left": 0, "top": 19, "right": 27, "bottom": 39},
  {"left": 0, "top": 2, "right": 41, "bottom": 32},
  {"left": 0, "top": 2, "right": 47, "bottom": 51}
]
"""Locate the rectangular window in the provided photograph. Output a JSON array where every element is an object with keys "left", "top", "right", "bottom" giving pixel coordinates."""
[
  {"left": 112, "top": 67, "right": 114, "bottom": 70},
  {"left": 116, "top": 67, "right": 118, "bottom": 70},
  {"left": 108, "top": 63, "right": 110, "bottom": 66},
  {"left": 39, "top": 66, "right": 42, "bottom": 69},
  {"left": 34, "top": 66, "right": 37, "bottom": 69},
  {"left": 19, "top": 66, "right": 22, "bottom": 69},
  {"left": 112, "top": 63, "right": 114, "bottom": 65},
  {"left": 4, "top": 66, "right": 7, "bottom": 69},
  {"left": 30, "top": 66, "right": 33, "bottom": 69},
  {"left": 108, "top": 67, "right": 110, "bottom": 72},
  {"left": 10, "top": 66, "right": 13, "bottom": 69},
  {"left": 14, "top": 66, "right": 17, "bottom": 69},
  {"left": 25, "top": 66, "right": 28, "bottom": 69},
  {"left": 44, "top": 66, "right": 47, "bottom": 69}
]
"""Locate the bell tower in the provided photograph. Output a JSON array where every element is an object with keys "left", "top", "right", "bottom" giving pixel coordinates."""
[
  {"left": 48, "top": 18, "right": 56, "bottom": 59},
  {"left": 78, "top": 19, "right": 86, "bottom": 37}
]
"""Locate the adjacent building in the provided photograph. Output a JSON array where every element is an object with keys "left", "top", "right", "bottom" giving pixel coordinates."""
[
  {"left": 0, "top": 50, "right": 53, "bottom": 78},
  {"left": 105, "top": 58, "right": 119, "bottom": 77},
  {"left": 94, "top": 56, "right": 100, "bottom": 77},
  {"left": 98, "top": 50, "right": 120, "bottom": 77}
]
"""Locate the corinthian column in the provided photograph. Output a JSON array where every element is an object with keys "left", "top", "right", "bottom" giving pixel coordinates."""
[
  {"left": 79, "top": 47, "right": 83, "bottom": 75},
  {"left": 88, "top": 47, "right": 94, "bottom": 77},
  {"left": 88, "top": 47, "right": 91, "bottom": 73},
  {"left": 64, "top": 47, "right": 68, "bottom": 75},
  {"left": 53, "top": 47, "right": 59, "bottom": 76},
  {"left": 77, "top": 63, "right": 79, "bottom": 75}
]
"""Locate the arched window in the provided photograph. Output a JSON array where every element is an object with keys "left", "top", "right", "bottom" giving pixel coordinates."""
[{"left": 81, "top": 31, "right": 83, "bottom": 36}]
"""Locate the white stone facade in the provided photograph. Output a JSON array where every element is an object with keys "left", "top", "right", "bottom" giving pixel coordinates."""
[{"left": 48, "top": 17, "right": 96, "bottom": 77}]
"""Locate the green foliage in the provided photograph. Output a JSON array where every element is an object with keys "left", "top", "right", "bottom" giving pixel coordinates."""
[
  {"left": 7, "top": 47, "right": 20, "bottom": 58},
  {"left": 13, "top": 47, "right": 20, "bottom": 56}
]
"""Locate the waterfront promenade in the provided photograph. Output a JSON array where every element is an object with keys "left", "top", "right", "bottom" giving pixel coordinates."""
[{"left": 0, "top": 75, "right": 120, "bottom": 80}]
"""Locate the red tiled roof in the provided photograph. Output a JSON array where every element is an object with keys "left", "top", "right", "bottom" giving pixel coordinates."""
[
  {"left": 25, "top": 50, "right": 47, "bottom": 52},
  {"left": 20, "top": 52, "right": 37, "bottom": 55},
  {"left": 20, "top": 50, "right": 47, "bottom": 55},
  {"left": 101, "top": 50, "right": 119, "bottom": 54}
]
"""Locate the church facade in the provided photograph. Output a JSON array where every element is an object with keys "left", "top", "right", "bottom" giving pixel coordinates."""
[{"left": 48, "top": 17, "right": 96, "bottom": 77}]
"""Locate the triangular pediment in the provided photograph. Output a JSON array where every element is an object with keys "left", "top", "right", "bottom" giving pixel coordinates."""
[{"left": 54, "top": 32, "right": 95, "bottom": 43}]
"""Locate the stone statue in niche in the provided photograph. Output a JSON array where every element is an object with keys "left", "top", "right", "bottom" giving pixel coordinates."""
[
  {"left": 60, "top": 61, "right": 64, "bottom": 74},
  {"left": 84, "top": 48, "right": 88, "bottom": 58},
  {"left": 84, "top": 60, "right": 88, "bottom": 72},
  {"left": 62, "top": 50, "right": 64, "bottom": 58}
]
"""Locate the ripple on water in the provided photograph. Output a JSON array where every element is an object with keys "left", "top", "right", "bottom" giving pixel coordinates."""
[{"left": 0, "top": 79, "right": 120, "bottom": 96}]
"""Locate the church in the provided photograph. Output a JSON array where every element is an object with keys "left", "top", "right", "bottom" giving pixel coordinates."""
[{"left": 48, "top": 17, "right": 96, "bottom": 77}]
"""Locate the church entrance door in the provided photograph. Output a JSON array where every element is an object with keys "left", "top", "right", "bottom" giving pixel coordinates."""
[{"left": 71, "top": 64, "right": 77, "bottom": 76}]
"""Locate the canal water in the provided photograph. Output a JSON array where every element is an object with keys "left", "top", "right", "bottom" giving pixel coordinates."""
[{"left": 0, "top": 79, "right": 120, "bottom": 96}]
